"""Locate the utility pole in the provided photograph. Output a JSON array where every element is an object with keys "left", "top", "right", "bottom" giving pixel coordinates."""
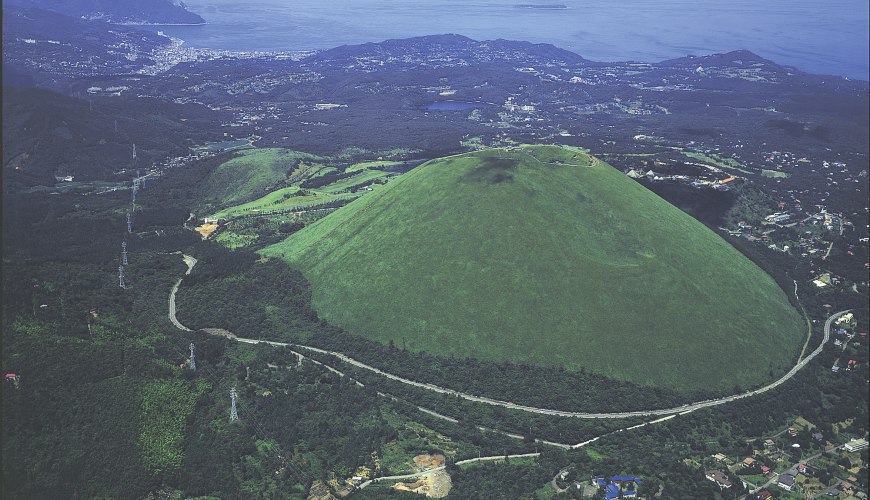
[
  {"left": 118, "top": 265, "right": 126, "bottom": 289},
  {"left": 121, "top": 241, "right": 128, "bottom": 266},
  {"left": 230, "top": 387, "right": 239, "bottom": 421},
  {"left": 189, "top": 343, "right": 196, "bottom": 371},
  {"left": 126, "top": 211, "right": 132, "bottom": 233}
]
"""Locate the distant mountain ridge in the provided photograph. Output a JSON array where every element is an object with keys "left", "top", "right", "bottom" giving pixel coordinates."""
[
  {"left": 6, "top": 0, "right": 204, "bottom": 24},
  {"left": 302, "top": 34, "right": 808, "bottom": 78},
  {"left": 308, "top": 34, "right": 591, "bottom": 69},
  {"left": 659, "top": 49, "right": 797, "bottom": 74}
]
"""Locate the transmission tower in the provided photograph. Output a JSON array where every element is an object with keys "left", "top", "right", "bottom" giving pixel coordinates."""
[
  {"left": 189, "top": 343, "right": 196, "bottom": 371},
  {"left": 132, "top": 143, "right": 137, "bottom": 161},
  {"left": 126, "top": 211, "right": 132, "bottom": 233},
  {"left": 118, "top": 265, "right": 126, "bottom": 289},
  {"left": 121, "top": 241, "right": 128, "bottom": 265},
  {"left": 230, "top": 387, "right": 239, "bottom": 421}
]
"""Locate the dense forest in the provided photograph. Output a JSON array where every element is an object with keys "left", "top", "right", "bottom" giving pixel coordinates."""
[{"left": 2, "top": 87, "right": 224, "bottom": 186}]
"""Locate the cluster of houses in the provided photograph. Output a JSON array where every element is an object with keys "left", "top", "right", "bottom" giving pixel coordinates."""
[
  {"left": 706, "top": 431, "right": 869, "bottom": 498},
  {"left": 830, "top": 314, "right": 867, "bottom": 374},
  {"left": 624, "top": 166, "right": 737, "bottom": 191}
]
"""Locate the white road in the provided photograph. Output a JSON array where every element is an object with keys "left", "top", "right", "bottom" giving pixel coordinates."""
[{"left": 168, "top": 254, "right": 848, "bottom": 421}]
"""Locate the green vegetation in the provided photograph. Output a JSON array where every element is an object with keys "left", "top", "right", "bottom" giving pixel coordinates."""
[
  {"left": 533, "top": 481, "right": 557, "bottom": 499},
  {"left": 762, "top": 168, "right": 790, "bottom": 178},
  {"left": 210, "top": 168, "right": 392, "bottom": 219},
  {"left": 191, "top": 137, "right": 253, "bottom": 154},
  {"left": 214, "top": 229, "right": 259, "bottom": 249},
  {"left": 308, "top": 168, "right": 393, "bottom": 194},
  {"left": 211, "top": 190, "right": 360, "bottom": 219},
  {"left": 264, "top": 145, "right": 804, "bottom": 392},
  {"left": 683, "top": 151, "right": 755, "bottom": 175},
  {"left": 379, "top": 410, "right": 464, "bottom": 474},
  {"left": 347, "top": 160, "right": 403, "bottom": 172},
  {"left": 725, "top": 184, "right": 775, "bottom": 226},
  {"left": 4, "top": 143, "right": 865, "bottom": 500},
  {"left": 195, "top": 148, "right": 321, "bottom": 212},
  {"left": 139, "top": 379, "right": 208, "bottom": 474},
  {"left": 200, "top": 150, "right": 399, "bottom": 250}
]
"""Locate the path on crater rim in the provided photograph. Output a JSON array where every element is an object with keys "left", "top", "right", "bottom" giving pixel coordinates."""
[{"left": 168, "top": 254, "right": 847, "bottom": 422}]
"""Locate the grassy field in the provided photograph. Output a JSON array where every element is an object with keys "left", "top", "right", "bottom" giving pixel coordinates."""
[
  {"left": 309, "top": 169, "right": 394, "bottom": 194},
  {"left": 196, "top": 148, "right": 320, "bottom": 211},
  {"left": 683, "top": 151, "right": 755, "bottom": 175},
  {"left": 207, "top": 160, "right": 395, "bottom": 249},
  {"left": 213, "top": 191, "right": 363, "bottom": 219},
  {"left": 209, "top": 157, "right": 393, "bottom": 219},
  {"left": 762, "top": 169, "right": 790, "bottom": 178},
  {"left": 263, "top": 145, "right": 805, "bottom": 392}
]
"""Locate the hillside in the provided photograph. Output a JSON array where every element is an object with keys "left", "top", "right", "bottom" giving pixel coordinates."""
[
  {"left": 193, "top": 148, "right": 322, "bottom": 213},
  {"left": 2, "top": 88, "right": 221, "bottom": 186},
  {"left": 6, "top": 0, "right": 204, "bottom": 24},
  {"left": 263, "top": 145, "right": 805, "bottom": 392}
]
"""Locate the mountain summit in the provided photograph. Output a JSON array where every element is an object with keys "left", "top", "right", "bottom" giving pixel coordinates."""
[{"left": 264, "top": 145, "right": 805, "bottom": 392}]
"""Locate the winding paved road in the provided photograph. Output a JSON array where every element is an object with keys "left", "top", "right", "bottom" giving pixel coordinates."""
[
  {"left": 168, "top": 254, "right": 848, "bottom": 422},
  {"left": 167, "top": 253, "right": 197, "bottom": 331}
]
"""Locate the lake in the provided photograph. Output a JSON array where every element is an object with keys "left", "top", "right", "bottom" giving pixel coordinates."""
[{"left": 145, "top": 0, "right": 869, "bottom": 80}]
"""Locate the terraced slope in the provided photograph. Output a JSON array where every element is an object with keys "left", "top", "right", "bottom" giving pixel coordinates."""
[
  {"left": 263, "top": 145, "right": 804, "bottom": 392},
  {"left": 195, "top": 148, "right": 320, "bottom": 212}
]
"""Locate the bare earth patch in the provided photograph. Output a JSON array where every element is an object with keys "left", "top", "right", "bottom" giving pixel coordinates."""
[
  {"left": 392, "top": 470, "right": 452, "bottom": 498},
  {"left": 412, "top": 453, "right": 446, "bottom": 472}
]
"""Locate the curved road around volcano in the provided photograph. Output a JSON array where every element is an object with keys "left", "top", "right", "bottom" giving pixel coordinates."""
[{"left": 168, "top": 254, "right": 848, "bottom": 424}]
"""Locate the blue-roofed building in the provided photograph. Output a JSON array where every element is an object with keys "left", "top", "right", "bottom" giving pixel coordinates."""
[
  {"left": 612, "top": 475, "right": 642, "bottom": 484},
  {"left": 595, "top": 476, "right": 642, "bottom": 499}
]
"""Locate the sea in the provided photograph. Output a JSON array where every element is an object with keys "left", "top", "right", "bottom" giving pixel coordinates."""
[{"left": 144, "top": 0, "right": 869, "bottom": 80}]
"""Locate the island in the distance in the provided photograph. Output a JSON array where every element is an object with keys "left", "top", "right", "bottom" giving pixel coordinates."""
[{"left": 515, "top": 4, "right": 569, "bottom": 9}]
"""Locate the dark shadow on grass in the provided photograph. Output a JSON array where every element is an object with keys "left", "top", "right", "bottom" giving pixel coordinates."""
[{"left": 459, "top": 157, "right": 518, "bottom": 185}]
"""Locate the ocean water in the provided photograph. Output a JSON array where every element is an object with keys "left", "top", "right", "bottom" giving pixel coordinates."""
[{"left": 147, "top": 0, "right": 869, "bottom": 80}]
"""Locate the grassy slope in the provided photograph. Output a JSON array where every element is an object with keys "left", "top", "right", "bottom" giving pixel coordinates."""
[
  {"left": 263, "top": 145, "right": 804, "bottom": 392},
  {"left": 213, "top": 191, "right": 363, "bottom": 219},
  {"left": 197, "top": 148, "right": 318, "bottom": 211},
  {"left": 309, "top": 169, "right": 393, "bottom": 194},
  {"left": 211, "top": 169, "right": 392, "bottom": 219}
]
